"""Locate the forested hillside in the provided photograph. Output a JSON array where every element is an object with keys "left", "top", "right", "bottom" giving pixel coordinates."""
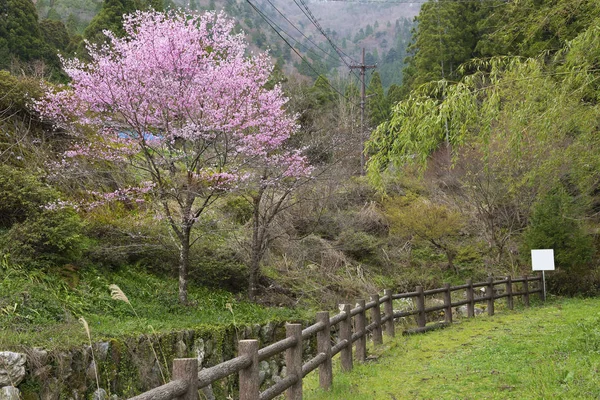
[{"left": 1, "top": 0, "right": 600, "bottom": 354}]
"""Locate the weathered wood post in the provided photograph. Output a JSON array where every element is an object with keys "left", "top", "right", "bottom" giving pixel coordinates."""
[
  {"left": 416, "top": 286, "right": 426, "bottom": 328},
  {"left": 487, "top": 276, "right": 494, "bottom": 316},
  {"left": 339, "top": 304, "right": 353, "bottom": 372},
  {"left": 443, "top": 283, "right": 452, "bottom": 324},
  {"left": 355, "top": 299, "right": 367, "bottom": 362},
  {"left": 506, "top": 275, "right": 513, "bottom": 310},
  {"left": 384, "top": 289, "right": 395, "bottom": 337},
  {"left": 523, "top": 275, "right": 530, "bottom": 307},
  {"left": 239, "top": 340, "right": 259, "bottom": 400},
  {"left": 317, "top": 311, "right": 332, "bottom": 390},
  {"left": 172, "top": 359, "right": 198, "bottom": 400},
  {"left": 285, "top": 324, "right": 303, "bottom": 400},
  {"left": 466, "top": 279, "right": 475, "bottom": 317},
  {"left": 370, "top": 294, "right": 383, "bottom": 345}
]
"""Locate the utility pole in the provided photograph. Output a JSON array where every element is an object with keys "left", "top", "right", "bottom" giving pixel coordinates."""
[{"left": 350, "top": 48, "right": 376, "bottom": 175}]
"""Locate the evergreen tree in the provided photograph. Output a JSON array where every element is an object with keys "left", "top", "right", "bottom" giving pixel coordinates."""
[
  {"left": 402, "top": 0, "right": 482, "bottom": 92},
  {"left": 311, "top": 75, "right": 337, "bottom": 107},
  {"left": 40, "top": 19, "right": 70, "bottom": 53},
  {"left": 366, "top": 71, "right": 388, "bottom": 127},
  {"left": 0, "top": 0, "right": 59, "bottom": 71}
]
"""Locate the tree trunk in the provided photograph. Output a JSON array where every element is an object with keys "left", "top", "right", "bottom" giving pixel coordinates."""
[
  {"left": 179, "top": 227, "right": 191, "bottom": 305},
  {"left": 248, "top": 195, "right": 262, "bottom": 301}
]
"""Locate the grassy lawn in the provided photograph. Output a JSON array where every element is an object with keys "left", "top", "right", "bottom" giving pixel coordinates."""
[{"left": 304, "top": 297, "right": 600, "bottom": 399}]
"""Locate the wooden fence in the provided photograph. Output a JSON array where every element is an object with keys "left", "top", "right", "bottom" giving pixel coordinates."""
[{"left": 129, "top": 274, "right": 543, "bottom": 400}]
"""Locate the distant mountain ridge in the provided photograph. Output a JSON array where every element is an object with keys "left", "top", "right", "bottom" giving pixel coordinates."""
[{"left": 34, "top": 0, "right": 418, "bottom": 87}]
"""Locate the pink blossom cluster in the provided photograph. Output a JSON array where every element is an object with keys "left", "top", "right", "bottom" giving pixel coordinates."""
[
  {"left": 86, "top": 181, "right": 155, "bottom": 209},
  {"left": 36, "top": 9, "right": 311, "bottom": 207},
  {"left": 43, "top": 200, "right": 79, "bottom": 211}
]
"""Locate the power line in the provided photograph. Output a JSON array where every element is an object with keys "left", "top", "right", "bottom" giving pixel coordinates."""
[
  {"left": 263, "top": 0, "right": 337, "bottom": 61},
  {"left": 293, "top": 0, "right": 359, "bottom": 66},
  {"left": 245, "top": 0, "right": 355, "bottom": 103},
  {"left": 245, "top": 0, "right": 344, "bottom": 67}
]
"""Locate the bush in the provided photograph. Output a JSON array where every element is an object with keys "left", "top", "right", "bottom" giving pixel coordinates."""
[
  {"left": 1, "top": 207, "right": 85, "bottom": 269},
  {"left": 0, "top": 166, "right": 85, "bottom": 268},
  {"left": 521, "top": 188, "right": 595, "bottom": 295},
  {"left": 336, "top": 230, "right": 379, "bottom": 261}
]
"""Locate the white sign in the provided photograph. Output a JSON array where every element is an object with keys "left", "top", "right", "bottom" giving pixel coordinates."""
[{"left": 531, "top": 249, "right": 555, "bottom": 271}]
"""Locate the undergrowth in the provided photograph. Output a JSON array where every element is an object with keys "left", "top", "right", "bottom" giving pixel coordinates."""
[{"left": 0, "top": 257, "right": 304, "bottom": 350}]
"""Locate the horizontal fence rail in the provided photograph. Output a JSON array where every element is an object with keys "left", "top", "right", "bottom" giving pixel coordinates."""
[{"left": 128, "top": 274, "right": 543, "bottom": 400}]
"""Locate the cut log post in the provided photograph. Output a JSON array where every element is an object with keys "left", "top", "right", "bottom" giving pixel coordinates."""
[
  {"left": 523, "top": 275, "right": 530, "bottom": 307},
  {"left": 339, "top": 304, "right": 353, "bottom": 372},
  {"left": 172, "top": 358, "right": 198, "bottom": 400},
  {"left": 355, "top": 299, "right": 367, "bottom": 362},
  {"left": 416, "top": 286, "right": 426, "bottom": 328},
  {"left": 466, "top": 279, "right": 475, "bottom": 318},
  {"left": 316, "top": 311, "right": 332, "bottom": 390},
  {"left": 506, "top": 275, "right": 513, "bottom": 310},
  {"left": 487, "top": 276, "right": 494, "bottom": 316},
  {"left": 384, "top": 289, "right": 395, "bottom": 337},
  {"left": 370, "top": 294, "right": 383, "bottom": 345},
  {"left": 238, "top": 340, "right": 259, "bottom": 400},
  {"left": 285, "top": 324, "right": 303, "bottom": 400},
  {"left": 443, "top": 283, "right": 452, "bottom": 324}
]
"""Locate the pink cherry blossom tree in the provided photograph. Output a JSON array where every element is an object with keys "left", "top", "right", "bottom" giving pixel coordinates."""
[{"left": 37, "top": 10, "right": 311, "bottom": 304}]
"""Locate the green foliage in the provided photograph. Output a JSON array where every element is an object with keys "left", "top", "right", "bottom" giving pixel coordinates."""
[
  {"left": 311, "top": 75, "right": 337, "bottom": 107},
  {"left": 0, "top": 166, "right": 85, "bottom": 268},
  {"left": 522, "top": 188, "right": 595, "bottom": 296},
  {"left": 40, "top": 19, "right": 70, "bottom": 53},
  {"left": 0, "top": 0, "right": 56, "bottom": 68},
  {"left": 385, "top": 197, "right": 464, "bottom": 272},
  {"left": 336, "top": 230, "right": 378, "bottom": 261},
  {"left": 83, "top": 0, "right": 163, "bottom": 44},
  {"left": 0, "top": 260, "right": 303, "bottom": 349},
  {"left": 366, "top": 71, "right": 389, "bottom": 127},
  {"left": 222, "top": 196, "right": 253, "bottom": 225},
  {"left": 522, "top": 188, "right": 593, "bottom": 271},
  {"left": 1, "top": 207, "right": 85, "bottom": 268}
]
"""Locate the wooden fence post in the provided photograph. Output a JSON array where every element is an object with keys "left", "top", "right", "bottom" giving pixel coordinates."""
[
  {"left": 355, "top": 300, "right": 367, "bottom": 362},
  {"left": 172, "top": 358, "right": 198, "bottom": 400},
  {"left": 384, "top": 289, "right": 395, "bottom": 337},
  {"left": 466, "top": 279, "right": 474, "bottom": 318},
  {"left": 370, "top": 294, "right": 383, "bottom": 345},
  {"left": 506, "top": 275, "right": 513, "bottom": 310},
  {"left": 523, "top": 275, "right": 530, "bottom": 307},
  {"left": 316, "top": 311, "right": 332, "bottom": 390},
  {"left": 443, "top": 283, "right": 452, "bottom": 324},
  {"left": 285, "top": 324, "right": 303, "bottom": 400},
  {"left": 239, "top": 340, "right": 259, "bottom": 400},
  {"left": 339, "top": 304, "right": 353, "bottom": 372},
  {"left": 416, "top": 286, "right": 426, "bottom": 328},
  {"left": 487, "top": 276, "right": 495, "bottom": 316}
]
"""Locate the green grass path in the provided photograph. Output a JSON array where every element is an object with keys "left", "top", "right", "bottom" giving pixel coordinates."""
[{"left": 304, "top": 298, "right": 600, "bottom": 399}]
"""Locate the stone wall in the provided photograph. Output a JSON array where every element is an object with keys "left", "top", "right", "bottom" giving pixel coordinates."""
[{"left": 0, "top": 321, "right": 304, "bottom": 399}]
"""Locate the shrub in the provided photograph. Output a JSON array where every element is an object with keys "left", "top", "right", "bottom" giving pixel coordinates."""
[
  {"left": 0, "top": 166, "right": 85, "bottom": 268},
  {"left": 1, "top": 207, "right": 85, "bottom": 269},
  {"left": 336, "top": 230, "right": 379, "bottom": 261},
  {"left": 521, "top": 188, "right": 595, "bottom": 295}
]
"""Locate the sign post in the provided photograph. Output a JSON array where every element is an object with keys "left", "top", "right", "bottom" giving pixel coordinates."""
[{"left": 531, "top": 249, "right": 555, "bottom": 301}]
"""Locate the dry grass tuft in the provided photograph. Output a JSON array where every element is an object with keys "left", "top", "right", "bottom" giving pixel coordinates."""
[{"left": 79, "top": 317, "right": 100, "bottom": 393}]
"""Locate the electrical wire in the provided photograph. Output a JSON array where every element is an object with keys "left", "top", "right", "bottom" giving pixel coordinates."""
[
  {"left": 263, "top": 0, "right": 337, "bottom": 61},
  {"left": 245, "top": 0, "right": 357, "bottom": 103}
]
